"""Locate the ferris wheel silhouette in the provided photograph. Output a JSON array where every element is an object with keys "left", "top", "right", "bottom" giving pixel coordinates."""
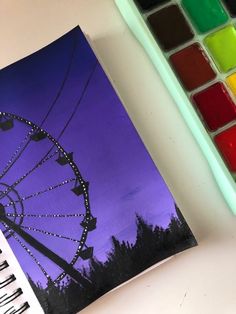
[{"left": 0, "top": 34, "right": 98, "bottom": 287}]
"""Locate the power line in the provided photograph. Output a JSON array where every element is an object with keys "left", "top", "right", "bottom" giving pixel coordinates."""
[{"left": 0, "top": 33, "right": 77, "bottom": 181}]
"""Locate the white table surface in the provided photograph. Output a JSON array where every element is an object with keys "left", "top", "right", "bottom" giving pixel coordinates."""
[{"left": 0, "top": 1, "right": 236, "bottom": 313}]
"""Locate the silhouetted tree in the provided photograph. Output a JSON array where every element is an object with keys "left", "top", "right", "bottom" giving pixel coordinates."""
[{"left": 30, "top": 210, "right": 197, "bottom": 314}]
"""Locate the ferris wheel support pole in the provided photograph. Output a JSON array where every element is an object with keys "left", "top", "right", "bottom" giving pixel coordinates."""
[{"left": 0, "top": 205, "right": 92, "bottom": 288}]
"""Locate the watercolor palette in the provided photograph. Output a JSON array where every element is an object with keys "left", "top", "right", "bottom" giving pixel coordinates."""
[{"left": 116, "top": 0, "right": 236, "bottom": 213}]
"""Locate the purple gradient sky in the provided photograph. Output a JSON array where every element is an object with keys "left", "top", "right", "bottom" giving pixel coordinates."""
[{"left": 0, "top": 28, "right": 177, "bottom": 284}]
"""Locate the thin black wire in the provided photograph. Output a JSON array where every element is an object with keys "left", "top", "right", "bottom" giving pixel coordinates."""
[
  {"left": 35, "top": 59, "right": 98, "bottom": 160},
  {"left": 3, "top": 59, "right": 98, "bottom": 203},
  {"left": 0, "top": 33, "right": 77, "bottom": 182},
  {"left": 39, "top": 37, "right": 78, "bottom": 127},
  {"left": 0, "top": 42, "right": 98, "bottom": 281},
  {"left": 56, "top": 60, "right": 98, "bottom": 141},
  {"left": 0, "top": 288, "right": 23, "bottom": 307},
  {"left": 5, "top": 302, "right": 30, "bottom": 314}
]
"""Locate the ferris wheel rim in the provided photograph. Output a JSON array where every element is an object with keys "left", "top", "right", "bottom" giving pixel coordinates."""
[{"left": 0, "top": 111, "right": 93, "bottom": 283}]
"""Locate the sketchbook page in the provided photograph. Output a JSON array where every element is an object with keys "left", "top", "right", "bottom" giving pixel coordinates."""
[
  {"left": 0, "top": 26, "right": 196, "bottom": 313},
  {"left": 0, "top": 230, "right": 43, "bottom": 313}
]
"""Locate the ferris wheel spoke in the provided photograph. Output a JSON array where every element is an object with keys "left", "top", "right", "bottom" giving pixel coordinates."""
[
  {"left": 4, "top": 178, "right": 76, "bottom": 208},
  {"left": 0, "top": 65, "right": 95, "bottom": 282},
  {"left": 0, "top": 35, "right": 77, "bottom": 183},
  {"left": 0, "top": 128, "right": 35, "bottom": 181},
  {"left": 0, "top": 150, "right": 59, "bottom": 200},
  {"left": 12, "top": 150, "right": 59, "bottom": 187},
  {"left": 1, "top": 222, "right": 50, "bottom": 280},
  {"left": 21, "top": 225, "right": 83, "bottom": 243},
  {"left": 5, "top": 212, "right": 85, "bottom": 218}
]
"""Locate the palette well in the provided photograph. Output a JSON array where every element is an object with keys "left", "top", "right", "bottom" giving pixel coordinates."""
[
  {"left": 204, "top": 25, "right": 236, "bottom": 73},
  {"left": 116, "top": 0, "right": 236, "bottom": 213},
  {"left": 147, "top": 5, "right": 194, "bottom": 51},
  {"left": 193, "top": 83, "right": 236, "bottom": 131},
  {"left": 170, "top": 43, "right": 216, "bottom": 91},
  {"left": 182, "top": 0, "right": 228, "bottom": 33}
]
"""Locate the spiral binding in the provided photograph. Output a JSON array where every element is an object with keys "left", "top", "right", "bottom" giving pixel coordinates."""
[{"left": 0, "top": 248, "right": 30, "bottom": 313}]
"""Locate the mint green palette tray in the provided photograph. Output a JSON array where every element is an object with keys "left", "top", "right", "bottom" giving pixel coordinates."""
[{"left": 115, "top": 0, "right": 236, "bottom": 214}]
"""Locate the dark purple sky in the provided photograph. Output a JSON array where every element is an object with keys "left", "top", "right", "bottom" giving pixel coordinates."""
[{"left": 0, "top": 28, "right": 176, "bottom": 285}]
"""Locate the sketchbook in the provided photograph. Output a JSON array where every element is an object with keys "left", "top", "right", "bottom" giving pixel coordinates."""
[{"left": 0, "top": 27, "right": 197, "bottom": 313}]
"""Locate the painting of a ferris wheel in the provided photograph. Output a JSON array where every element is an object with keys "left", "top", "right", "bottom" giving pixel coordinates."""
[{"left": 0, "top": 27, "right": 196, "bottom": 313}]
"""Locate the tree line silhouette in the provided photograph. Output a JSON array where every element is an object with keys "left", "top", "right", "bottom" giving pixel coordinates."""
[{"left": 28, "top": 205, "right": 197, "bottom": 314}]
